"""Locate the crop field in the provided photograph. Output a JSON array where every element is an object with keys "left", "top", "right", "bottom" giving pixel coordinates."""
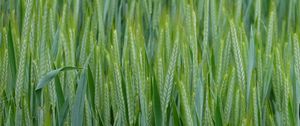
[{"left": 0, "top": 0, "right": 300, "bottom": 125}]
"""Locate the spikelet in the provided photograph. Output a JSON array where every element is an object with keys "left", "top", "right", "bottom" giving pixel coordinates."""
[
  {"left": 129, "top": 27, "right": 139, "bottom": 93},
  {"left": 274, "top": 47, "right": 283, "bottom": 108},
  {"left": 47, "top": 46, "right": 56, "bottom": 105},
  {"left": 125, "top": 60, "right": 134, "bottom": 126},
  {"left": 0, "top": 29, "right": 7, "bottom": 86},
  {"left": 36, "top": 7, "right": 49, "bottom": 126},
  {"left": 79, "top": 17, "right": 91, "bottom": 67},
  {"left": 60, "top": 4, "right": 67, "bottom": 31},
  {"left": 109, "top": 79, "right": 117, "bottom": 117},
  {"left": 230, "top": 21, "right": 245, "bottom": 87},
  {"left": 89, "top": 31, "right": 96, "bottom": 69},
  {"left": 178, "top": 81, "right": 193, "bottom": 126},
  {"left": 15, "top": 0, "right": 33, "bottom": 109},
  {"left": 224, "top": 68, "right": 235, "bottom": 125},
  {"left": 84, "top": 97, "right": 92, "bottom": 126},
  {"left": 161, "top": 32, "right": 179, "bottom": 115},
  {"left": 217, "top": 40, "right": 225, "bottom": 85},
  {"left": 49, "top": 8, "right": 55, "bottom": 39},
  {"left": 191, "top": 10, "right": 198, "bottom": 100},
  {"left": 21, "top": 0, "right": 33, "bottom": 41},
  {"left": 62, "top": 31, "right": 76, "bottom": 102},
  {"left": 29, "top": 14, "right": 36, "bottom": 55},
  {"left": 283, "top": 77, "right": 290, "bottom": 126},
  {"left": 0, "top": 56, "right": 7, "bottom": 98},
  {"left": 236, "top": 0, "right": 242, "bottom": 21},
  {"left": 210, "top": 0, "right": 217, "bottom": 43},
  {"left": 138, "top": 51, "right": 149, "bottom": 126},
  {"left": 233, "top": 90, "right": 241, "bottom": 126},
  {"left": 252, "top": 85, "right": 259, "bottom": 126},
  {"left": 184, "top": 3, "right": 192, "bottom": 37},
  {"left": 266, "top": 10, "right": 275, "bottom": 64},
  {"left": 112, "top": 30, "right": 126, "bottom": 124},
  {"left": 95, "top": 46, "right": 101, "bottom": 111},
  {"left": 203, "top": 86, "right": 213, "bottom": 126},
  {"left": 165, "top": 20, "right": 171, "bottom": 58},
  {"left": 158, "top": 58, "right": 164, "bottom": 97},
  {"left": 240, "top": 89, "right": 246, "bottom": 122},
  {"left": 96, "top": 0, "right": 105, "bottom": 44},
  {"left": 16, "top": 0, "right": 33, "bottom": 89},
  {"left": 202, "top": 0, "right": 209, "bottom": 60},
  {"left": 125, "top": 29, "right": 135, "bottom": 125},
  {"left": 103, "top": 80, "right": 110, "bottom": 126},
  {"left": 222, "top": 33, "right": 232, "bottom": 73},
  {"left": 39, "top": 3, "right": 49, "bottom": 76},
  {"left": 255, "top": 0, "right": 261, "bottom": 30},
  {"left": 292, "top": 34, "right": 300, "bottom": 125},
  {"left": 257, "top": 49, "right": 263, "bottom": 101},
  {"left": 293, "top": 34, "right": 300, "bottom": 81},
  {"left": 147, "top": 102, "right": 153, "bottom": 126}
]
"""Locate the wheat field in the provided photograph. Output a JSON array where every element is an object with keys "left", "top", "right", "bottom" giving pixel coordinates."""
[{"left": 0, "top": 0, "right": 300, "bottom": 125}]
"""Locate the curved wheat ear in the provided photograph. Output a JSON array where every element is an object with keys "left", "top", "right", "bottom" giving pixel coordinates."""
[
  {"left": 230, "top": 21, "right": 245, "bottom": 87},
  {"left": 178, "top": 81, "right": 193, "bottom": 126},
  {"left": 112, "top": 30, "right": 126, "bottom": 125},
  {"left": 15, "top": 0, "right": 33, "bottom": 107}
]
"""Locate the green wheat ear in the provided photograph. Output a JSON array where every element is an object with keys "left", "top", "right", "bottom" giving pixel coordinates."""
[
  {"left": 230, "top": 20, "right": 245, "bottom": 88},
  {"left": 161, "top": 31, "right": 179, "bottom": 119},
  {"left": 0, "top": 0, "right": 299, "bottom": 125}
]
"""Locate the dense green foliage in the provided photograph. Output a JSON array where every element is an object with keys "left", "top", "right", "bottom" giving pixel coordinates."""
[{"left": 0, "top": 0, "right": 300, "bottom": 125}]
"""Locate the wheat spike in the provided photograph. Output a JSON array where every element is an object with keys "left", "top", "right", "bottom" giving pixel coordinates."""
[
  {"left": 224, "top": 68, "right": 235, "bottom": 125},
  {"left": 112, "top": 30, "right": 127, "bottom": 125},
  {"left": 230, "top": 21, "right": 245, "bottom": 88},
  {"left": 178, "top": 81, "right": 193, "bottom": 126},
  {"left": 15, "top": 0, "right": 33, "bottom": 107},
  {"left": 161, "top": 31, "right": 179, "bottom": 119}
]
